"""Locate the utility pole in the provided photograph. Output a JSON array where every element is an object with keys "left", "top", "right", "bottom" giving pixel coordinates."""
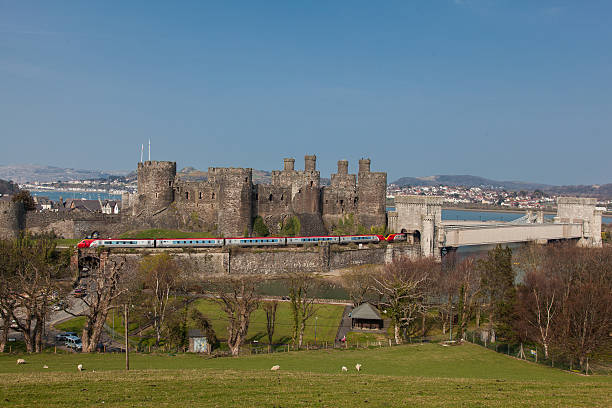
[
  {"left": 124, "top": 303, "right": 129, "bottom": 371},
  {"left": 449, "top": 305, "right": 453, "bottom": 341},
  {"left": 314, "top": 316, "right": 318, "bottom": 345},
  {"left": 148, "top": 139, "right": 151, "bottom": 161},
  {"left": 140, "top": 144, "right": 144, "bottom": 163}
]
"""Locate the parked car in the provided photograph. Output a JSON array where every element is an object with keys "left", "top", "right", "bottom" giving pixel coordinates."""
[
  {"left": 52, "top": 300, "right": 65, "bottom": 311},
  {"left": 56, "top": 332, "right": 77, "bottom": 342},
  {"left": 73, "top": 288, "right": 86, "bottom": 298},
  {"left": 65, "top": 335, "right": 82, "bottom": 351}
]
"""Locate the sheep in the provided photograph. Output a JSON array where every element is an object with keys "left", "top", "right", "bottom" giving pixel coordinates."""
[
  {"left": 270, "top": 365, "right": 280, "bottom": 371},
  {"left": 341, "top": 366, "right": 348, "bottom": 372},
  {"left": 355, "top": 363, "right": 361, "bottom": 372},
  {"left": 43, "top": 365, "right": 49, "bottom": 369},
  {"left": 16, "top": 358, "right": 26, "bottom": 365},
  {"left": 77, "top": 364, "right": 83, "bottom": 372}
]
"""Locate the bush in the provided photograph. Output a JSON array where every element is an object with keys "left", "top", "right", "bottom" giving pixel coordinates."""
[
  {"left": 280, "top": 216, "right": 300, "bottom": 237},
  {"left": 252, "top": 216, "right": 270, "bottom": 237}
]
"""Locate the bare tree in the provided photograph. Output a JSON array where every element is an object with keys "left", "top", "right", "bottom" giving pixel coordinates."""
[
  {"left": 139, "top": 253, "right": 180, "bottom": 347},
  {"left": 214, "top": 276, "right": 260, "bottom": 356},
  {"left": 454, "top": 258, "right": 481, "bottom": 340},
  {"left": 1, "top": 235, "right": 68, "bottom": 352},
  {"left": 68, "top": 252, "right": 132, "bottom": 353},
  {"left": 288, "top": 272, "right": 319, "bottom": 348},
  {"left": 339, "top": 265, "right": 378, "bottom": 307},
  {"left": 263, "top": 300, "right": 278, "bottom": 346},
  {"left": 517, "top": 269, "right": 559, "bottom": 359},
  {"left": 372, "top": 257, "right": 438, "bottom": 344}
]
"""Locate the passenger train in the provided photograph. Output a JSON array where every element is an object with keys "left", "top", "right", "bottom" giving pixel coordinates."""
[{"left": 77, "top": 233, "right": 407, "bottom": 249}]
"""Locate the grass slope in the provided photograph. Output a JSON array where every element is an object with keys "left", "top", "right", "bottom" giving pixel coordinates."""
[{"left": 1, "top": 343, "right": 610, "bottom": 407}]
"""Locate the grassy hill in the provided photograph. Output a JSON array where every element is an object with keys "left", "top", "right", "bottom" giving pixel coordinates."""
[{"left": 0, "top": 343, "right": 609, "bottom": 407}]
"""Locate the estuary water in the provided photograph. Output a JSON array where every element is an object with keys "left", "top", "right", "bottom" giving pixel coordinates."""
[{"left": 30, "top": 190, "right": 122, "bottom": 201}]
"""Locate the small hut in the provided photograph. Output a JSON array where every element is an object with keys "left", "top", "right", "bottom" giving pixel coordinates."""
[
  {"left": 351, "top": 303, "right": 383, "bottom": 330},
  {"left": 188, "top": 329, "right": 209, "bottom": 353}
]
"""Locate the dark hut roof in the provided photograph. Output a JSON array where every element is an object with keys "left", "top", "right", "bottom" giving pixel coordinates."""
[
  {"left": 351, "top": 303, "right": 382, "bottom": 320},
  {"left": 187, "top": 329, "right": 205, "bottom": 338}
]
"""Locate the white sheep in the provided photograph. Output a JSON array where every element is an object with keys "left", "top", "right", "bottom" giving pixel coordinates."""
[
  {"left": 270, "top": 365, "right": 280, "bottom": 371},
  {"left": 77, "top": 364, "right": 83, "bottom": 372},
  {"left": 341, "top": 366, "right": 348, "bottom": 372},
  {"left": 16, "top": 358, "right": 26, "bottom": 365},
  {"left": 355, "top": 363, "right": 361, "bottom": 372},
  {"left": 43, "top": 365, "right": 49, "bottom": 369}
]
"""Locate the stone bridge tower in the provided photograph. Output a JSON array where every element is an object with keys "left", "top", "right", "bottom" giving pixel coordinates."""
[
  {"left": 390, "top": 196, "right": 443, "bottom": 258},
  {"left": 555, "top": 197, "right": 602, "bottom": 247}
]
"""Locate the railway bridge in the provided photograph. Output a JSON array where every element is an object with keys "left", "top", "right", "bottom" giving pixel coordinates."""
[{"left": 388, "top": 196, "right": 603, "bottom": 259}]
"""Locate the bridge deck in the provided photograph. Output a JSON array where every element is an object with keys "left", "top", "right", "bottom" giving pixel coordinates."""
[{"left": 441, "top": 222, "right": 583, "bottom": 247}]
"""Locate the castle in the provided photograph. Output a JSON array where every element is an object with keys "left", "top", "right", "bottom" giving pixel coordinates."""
[{"left": 122, "top": 155, "right": 387, "bottom": 237}]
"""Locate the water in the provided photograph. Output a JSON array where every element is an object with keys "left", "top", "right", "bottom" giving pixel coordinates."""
[{"left": 30, "top": 190, "right": 121, "bottom": 202}]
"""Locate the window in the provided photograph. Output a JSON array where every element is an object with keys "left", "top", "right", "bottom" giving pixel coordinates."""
[
  {"left": 269, "top": 194, "right": 273, "bottom": 201},
  {"left": 199, "top": 192, "right": 202, "bottom": 199},
  {"left": 185, "top": 192, "right": 189, "bottom": 200}
]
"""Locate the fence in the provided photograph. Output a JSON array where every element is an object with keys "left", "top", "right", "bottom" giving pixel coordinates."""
[{"left": 464, "top": 330, "right": 595, "bottom": 374}]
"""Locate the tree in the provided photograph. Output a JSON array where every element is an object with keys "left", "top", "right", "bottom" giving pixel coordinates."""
[
  {"left": 214, "top": 276, "right": 260, "bottom": 356},
  {"left": 339, "top": 265, "right": 377, "bottom": 307},
  {"left": 11, "top": 190, "right": 35, "bottom": 211},
  {"left": 252, "top": 216, "right": 270, "bottom": 237},
  {"left": 262, "top": 301, "right": 278, "bottom": 346},
  {"left": 0, "top": 234, "right": 69, "bottom": 352},
  {"left": 372, "top": 257, "right": 438, "bottom": 344},
  {"left": 139, "top": 253, "right": 180, "bottom": 347},
  {"left": 68, "top": 252, "right": 132, "bottom": 353},
  {"left": 478, "top": 245, "right": 517, "bottom": 341},
  {"left": 517, "top": 268, "right": 560, "bottom": 359},
  {"left": 288, "top": 272, "right": 319, "bottom": 348}
]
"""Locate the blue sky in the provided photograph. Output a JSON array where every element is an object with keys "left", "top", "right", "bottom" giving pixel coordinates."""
[{"left": 1, "top": 1, "right": 610, "bottom": 185}]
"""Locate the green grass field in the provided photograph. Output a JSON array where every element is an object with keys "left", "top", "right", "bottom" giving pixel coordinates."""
[
  {"left": 55, "top": 300, "right": 346, "bottom": 346},
  {"left": 192, "top": 299, "right": 344, "bottom": 344},
  {"left": 0, "top": 343, "right": 609, "bottom": 407}
]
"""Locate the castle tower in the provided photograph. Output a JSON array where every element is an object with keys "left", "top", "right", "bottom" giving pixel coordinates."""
[
  {"left": 322, "top": 160, "right": 358, "bottom": 229},
  {"left": 0, "top": 200, "right": 25, "bottom": 239},
  {"left": 305, "top": 155, "right": 317, "bottom": 172},
  {"left": 555, "top": 197, "right": 602, "bottom": 247},
  {"left": 137, "top": 161, "right": 176, "bottom": 214},
  {"left": 356, "top": 158, "right": 387, "bottom": 230},
  {"left": 283, "top": 158, "right": 295, "bottom": 171},
  {"left": 337, "top": 160, "right": 349, "bottom": 175},
  {"left": 208, "top": 167, "right": 253, "bottom": 237}
]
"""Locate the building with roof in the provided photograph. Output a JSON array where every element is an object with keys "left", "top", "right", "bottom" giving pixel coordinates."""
[{"left": 350, "top": 302, "right": 384, "bottom": 330}]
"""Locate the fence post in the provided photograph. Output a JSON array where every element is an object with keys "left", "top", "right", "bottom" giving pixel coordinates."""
[{"left": 388, "top": 339, "right": 392, "bottom": 347}]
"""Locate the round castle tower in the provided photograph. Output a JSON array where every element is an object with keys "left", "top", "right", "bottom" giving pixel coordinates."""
[
  {"left": 0, "top": 200, "right": 25, "bottom": 239},
  {"left": 137, "top": 161, "right": 176, "bottom": 214}
]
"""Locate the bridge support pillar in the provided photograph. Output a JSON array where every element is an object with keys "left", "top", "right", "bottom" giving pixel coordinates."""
[{"left": 393, "top": 196, "right": 443, "bottom": 259}]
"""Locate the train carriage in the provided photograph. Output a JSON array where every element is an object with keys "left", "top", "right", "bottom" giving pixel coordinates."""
[
  {"left": 225, "top": 237, "right": 287, "bottom": 246},
  {"left": 286, "top": 236, "right": 340, "bottom": 245},
  {"left": 89, "top": 239, "right": 155, "bottom": 248},
  {"left": 339, "top": 234, "right": 384, "bottom": 244},
  {"left": 385, "top": 233, "right": 407, "bottom": 242},
  {"left": 156, "top": 238, "right": 224, "bottom": 248}
]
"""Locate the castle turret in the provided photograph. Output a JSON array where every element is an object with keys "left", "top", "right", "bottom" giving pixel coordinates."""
[
  {"left": 305, "top": 155, "right": 317, "bottom": 172},
  {"left": 0, "top": 200, "right": 25, "bottom": 239},
  {"left": 284, "top": 158, "right": 295, "bottom": 171},
  {"left": 137, "top": 161, "right": 176, "bottom": 214},
  {"left": 208, "top": 167, "right": 253, "bottom": 237},
  {"left": 337, "top": 160, "right": 348, "bottom": 175},
  {"left": 357, "top": 158, "right": 387, "bottom": 230}
]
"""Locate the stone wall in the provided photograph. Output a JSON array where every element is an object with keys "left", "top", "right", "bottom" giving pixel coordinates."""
[
  {"left": 555, "top": 197, "right": 602, "bottom": 247},
  {"left": 91, "top": 242, "right": 421, "bottom": 278},
  {"left": 26, "top": 211, "right": 127, "bottom": 238}
]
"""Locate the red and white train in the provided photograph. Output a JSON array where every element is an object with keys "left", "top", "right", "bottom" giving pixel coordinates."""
[{"left": 77, "top": 233, "right": 407, "bottom": 249}]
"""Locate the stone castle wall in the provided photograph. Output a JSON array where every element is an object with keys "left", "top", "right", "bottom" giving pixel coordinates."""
[{"left": 98, "top": 242, "right": 420, "bottom": 277}]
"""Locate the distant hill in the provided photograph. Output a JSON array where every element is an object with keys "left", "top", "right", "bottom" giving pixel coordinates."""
[
  {"left": 392, "top": 175, "right": 552, "bottom": 191},
  {"left": 0, "top": 179, "right": 19, "bottom": 195},
  {"left": 0, "top": 164, "right": 130, "bottom": 184}
]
